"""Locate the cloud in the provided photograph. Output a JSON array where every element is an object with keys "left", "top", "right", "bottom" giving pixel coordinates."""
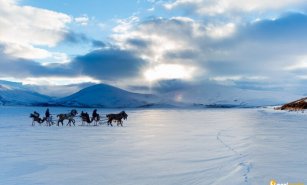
[
  {"left": 2, "top": 0, "right": 307, "bottom": 95},
  {"left": 164, "top": 0, "right": 307, "bottom": 16},
  {"left": 0, "top": 0, "right": 71, "bottom": 59},
  {"left": 71, "top": 48, "right": 146, "bottom": 81},
  {"left": 74, "top": 15, "right": 89, "bottom": 26},
  {"left": 0, "top": 50, "right": 77, "bottom": 78},
  {"left": 108, "top": 12, "right": 307, "bottom": 93}
]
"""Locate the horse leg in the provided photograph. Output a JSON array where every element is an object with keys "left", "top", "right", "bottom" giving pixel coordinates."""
[{"left": 108, "top": 120, "right": 113, "bottom": 126}]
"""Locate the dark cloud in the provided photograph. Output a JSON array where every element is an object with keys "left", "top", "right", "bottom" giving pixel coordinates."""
[
  {"left": 151, "top": 79, "right": 194, "bottom": 93},
  {"left": 71, "top": 48, "right": 146, "bottom": 81},
  {"left": 244, "top": 13, "right": 307, "bottom": 41},
  {"left": 92, "top": 40, "right": 107, "bottom": 48},
  {"left": 127, "top": 38, "right": 150, "bottom": 48},
  {"left": 64, "top": 32, "right": 91, "bottom": 44},
  {"left": 0, "top": 42, "right": 147, "bottom": 82},
  {"left": 0, "top": 49, "right": 78, "bottom": 78},
  {"left": 64, "top": 32, "right": 107, "bottom": 49},
  {"left": 197, "top": 13, "right": 307, "bottom": 80}
]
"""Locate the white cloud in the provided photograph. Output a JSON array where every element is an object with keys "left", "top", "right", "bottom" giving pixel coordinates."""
[
  {"left": 74, "top": 15, "right": 89, "bottom": 26},
  {"left": 3, "top": 43, "right": 52, "bottom": 59},
  {"left": 112, "top": 15, "right": 140, "bottom": 33},
  {"left": 0, "top": 0, "right": 71, "bottom": 59},
  {"left": 164, "top": 0, "right": 307, "bottom": 15},
  {"left": 206, "top": 22, "right": 236, "bottom": 39}
]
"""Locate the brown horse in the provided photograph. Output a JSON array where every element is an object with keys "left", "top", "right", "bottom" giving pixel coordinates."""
[
  {"left": 106, "top": 111, "right": 128, "bottom": 126},
  {"left": 30, "top": 113, "right": 45, "bottom": 126},
  {"left": 57, "top": 109, "right": 78, "bottom": 126}
]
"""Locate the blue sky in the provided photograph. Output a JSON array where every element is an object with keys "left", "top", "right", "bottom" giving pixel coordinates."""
[{"left": 1, "top": 0, "right": 307, "bottom": 95}]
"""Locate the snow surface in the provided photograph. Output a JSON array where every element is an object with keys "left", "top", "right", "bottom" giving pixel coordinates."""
[{"left": 0, "top": 107, "right": 306, "bottom": 185}]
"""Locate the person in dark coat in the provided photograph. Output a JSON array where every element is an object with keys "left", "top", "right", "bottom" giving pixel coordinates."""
[
  {"left": 85, "top": 112, "right": 90, "bottom": 123},
  {"left": 45, "top": 108, "right": 50, "bottom": 118},
  {"left": 92, "top": 109, "right": 98, "bottom": 120}
]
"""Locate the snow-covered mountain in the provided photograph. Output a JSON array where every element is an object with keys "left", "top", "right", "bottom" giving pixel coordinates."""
[
  {"left": 0, "top": 80, "right": 302, "bottom": 108},
  {"left": 161, "top": 82, "right": 301, "bottom": 107},
  {"left": 0, "top": 84, "right": 52, "bottom": 106},
  {"left": 52, "top": 84, "right": 164, "bottom": 108}
]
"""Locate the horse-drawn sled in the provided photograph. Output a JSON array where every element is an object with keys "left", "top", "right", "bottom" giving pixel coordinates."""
[{"left": 30, "top": 109, "right": 128, "bottom": 127}]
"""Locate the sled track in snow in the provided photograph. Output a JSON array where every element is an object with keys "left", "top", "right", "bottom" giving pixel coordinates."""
[{"left": 216, "top": 131, "right": 252, "bottom": 184}]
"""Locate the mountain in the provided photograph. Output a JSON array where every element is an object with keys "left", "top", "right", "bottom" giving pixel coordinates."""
[
  {"left": 161, "top": 82, "right": 302, "bottom": 107},
  {"left": 52, "top": 84, "right": 164, "bottom": 108},
  {"left": 0, "top": 84, "right": 52, "bottom": 106},
  {"left": 0, "top": 80, "right": 302, "bottom": 108}
]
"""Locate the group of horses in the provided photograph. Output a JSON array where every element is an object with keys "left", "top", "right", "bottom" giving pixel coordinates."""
[{"left": 30, "top": 109, "right": 128, "bottom": 127}]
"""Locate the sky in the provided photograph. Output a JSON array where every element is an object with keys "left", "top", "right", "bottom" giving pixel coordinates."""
[{"left": 1, "top": 0, "right": 307, "bottom": 96}]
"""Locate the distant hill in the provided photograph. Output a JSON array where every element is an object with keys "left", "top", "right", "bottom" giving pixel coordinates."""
[
  {"left": 51, "top": 84, "right": 164, "bottom": 108},
  {"left": 0, "top": 80, "right": 302, "bottom": 108},
  {"left": 0, "top": 84, "right": 52, "bottom": 106},
  {"left": 161, "top": 82, "right": 302, "bottom": 107},
  {"left": 277, "top": 97, "right": 307, "bottom": 110}
]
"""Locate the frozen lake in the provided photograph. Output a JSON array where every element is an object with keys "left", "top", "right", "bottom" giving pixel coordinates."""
[{"left": 0, "top": 107, "right": 306, "bottom": 185}]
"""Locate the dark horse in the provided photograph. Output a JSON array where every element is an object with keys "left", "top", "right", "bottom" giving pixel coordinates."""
[
  {"left": 106, "top": 111, "right": 128, "bottom": 126},
  {"left": 80, "top": 112, "right": 100, "bottom": 126},
  {"left": 30, "top": 113, "right": 45, "bottom": 126},
  {"left": 57, "top": 109, "right": 78, "bottom": 126}
]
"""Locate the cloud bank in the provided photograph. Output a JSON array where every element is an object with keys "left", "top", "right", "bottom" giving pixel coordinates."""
[{"left": 1, "top": 0, "right": 307, "bottom": 95}]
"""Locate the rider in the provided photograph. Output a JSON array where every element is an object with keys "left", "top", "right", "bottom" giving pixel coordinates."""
[
  {"left": 34, "top": 111, "right": 40, "bottom": 118},
  {"left": 45, "top": 108, "right": 50, "bottom": 118},
  {"left": 45, "top": 108, "right": 51, "bottom": 123},
  {"left": 92, "top": 109, "right": 99, "bottom": 121},
  {"left": 85, "top": 112, "right": 90, "bottom": 123}
]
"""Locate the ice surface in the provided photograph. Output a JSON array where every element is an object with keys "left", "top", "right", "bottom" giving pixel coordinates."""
[{"left": 0, "top": 107, "right": 306, "bottom": 185}]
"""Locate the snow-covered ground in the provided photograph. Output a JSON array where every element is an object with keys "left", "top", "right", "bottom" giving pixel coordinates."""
[{"left": 0, "top": 107, "right": 306, "bottom": 185}]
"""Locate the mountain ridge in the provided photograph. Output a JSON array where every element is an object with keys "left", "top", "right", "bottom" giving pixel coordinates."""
[{"left": 0, "top": 81, "right": 303, "bottom": 108}]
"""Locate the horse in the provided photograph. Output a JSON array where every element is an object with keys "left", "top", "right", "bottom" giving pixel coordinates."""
[
  {"left": 80, "top": 112, "right": 91, "bottom": 126},
  {"left": 106, "top": 111, "right": 128, "bottom": 126},
  {"left": 57, "top": 109, "right": 78, "bottom": 126},
  {"left": 30, "top": 113, "right": 45, "bottom": 126},
  {"left": 80, "top": 112, "right": 100, "bottom": 126}
]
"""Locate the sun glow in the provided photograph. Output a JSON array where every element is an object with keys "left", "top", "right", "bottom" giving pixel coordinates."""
[{"left": 144, "top": 64, "right": 196, "bottom": 81}]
